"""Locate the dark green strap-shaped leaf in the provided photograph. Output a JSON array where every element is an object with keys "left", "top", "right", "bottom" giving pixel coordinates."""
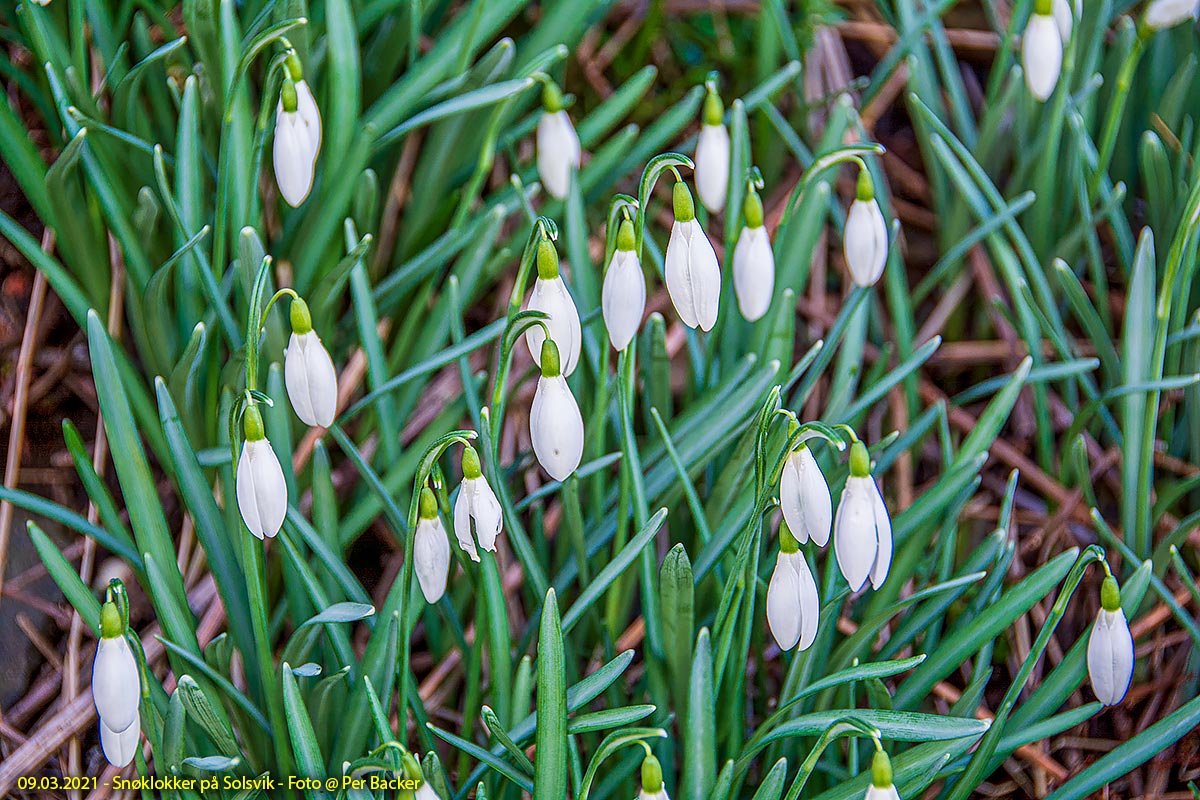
[
  {"left": 282, "top": 664, "right": 326, "bottom": 794},
  {"left": 27, "top": 521, "right": 101, "bottom": 630},
  {"left": 681, "top": 628, "right": 716, "bottom": 800},
  {"left": 561, "top": 508, "right": 667, "bottom": 632},
  {"left": 87, "top": 311, "right": 196, "bottom": 654},
  {"left": 533, "top": 588, "right": 567, "bottom": 800}
]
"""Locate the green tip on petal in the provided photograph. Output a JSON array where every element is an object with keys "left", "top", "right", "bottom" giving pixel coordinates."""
[
  {"left": 1101, "top": 575, "right": 1122, "bottom": 612},
  {"left": 462, "top": 445, "right": 483, "bottom": 480},
  {"left": 673, "top": 180, "right": 696, "bottom": 222},
  {"left": 290, "top": 297, "right": 313, "bottom": 334},
  {"left": 617, "top": 218, "right": 636, "bottom": 251},
  {"left": 849, "top": 440, "right": 871, "bottom": 478},
  {"left": 744, "top": 189, "right": 764, "bottom": 229},
  {"left": 779, "top": 521, "right": 800, "bottom": 553},
  {"left": 281, "top": 76, "right": 298, "bottom": 113},
  {"left": 419, "top": 487, "right": 438, "bottom": 520},
  {"left": 536, "top": 239, "right": 560, "bottom": 280},
  {"left": 542, "top": 81, "right": 564, "bottom": 113},
  {"left": 641, "top": 754, "right": 663, "bottom": 793},
  {"left": 99, "top": 601, "right": 122, "bottom": 639},
  {"left": 856, "top": 167, "right": 875, "bottom": 202},
  {"left": 243, "top": 405, "right": 266, "bottom": 442},
  {"left": 703, "top": 88, "right": 724, "bottom": 126},
  {"left": 872, "top": 749, "right": 893, "bottom": 789},
  {"left": 540, "top": 339, "right": 562, "bottom": 377}
]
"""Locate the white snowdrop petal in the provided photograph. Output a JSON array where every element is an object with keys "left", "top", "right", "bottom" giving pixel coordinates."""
[
  {"left": 101, "top": 713, "right": 140, "bottom": 768},
  {"left": 536, "top": 110, "right": 581, "bottom": 200},
  {"left": 415, "top": 782, "right": 442, "bottom": 800},
  {"left": 665, "top": 220, "right": 721, "bottom": 331},
  {"left": 834, "top": 477, "right": 877, "bottom": 592},
  {"left": 780, "top": 456, "right": 809, "bottom": 545},
  {"left": 1087, "top": 608, "right": 1135, "bottom": 705},
  {"left": 665, "top": 223, "right": 699, "bottom": 328},
  {"left": 602, "top": 250, "right": 646, "bottom": 350},
  {"left": 470, "top": 477, "right": 504, "bottom": 553},
  {"left": 766, "top": 554, "right": 803, "bottom": 650},
  {"left": 844, "top": 199, "right": 888, "bottom": 287},
  {"left": 794, "top": 550, "right": 820, "bottom": 651},
  {"left": 695, "top": 123, "right": 731, "bottom": 212},
  {"left": 92, "top": 636, "right": 140, "bottom": 732},
  {"left": 799, "top": 448, "right": 833, "bottom": 547},
  {"left": 1146, "top": 0, "right": 1198, "bottom": 28},
  {"left": 452, "top": 488, "right": 481, "bottom": 562},
  {"left": 1022, "top": 14, "right": 1063, "bottom": 102},
  {"left": 530, "top": 375, "right": 585, "bottom": 482},
  {"left": 868, "top": 480, "right": 893, "bottom": 590},
  {"left": 525, "top": 277, "right": 583, "bottom": 376},
  {"left": 285, "top": 331, "right": 338, "bottom": 427},
  {"left": 733, "top": 227, "right": 775, "bottom": 322},
  {"left": 864, "top": 785, "right": 901, "bottom": 800},
  {"left": 414, "top": 518, "right": 451, "bottom": 603},
  {"left": 294, "top": 80, "right": 322, "bottom": 155},
  {"left": 236, "top": 439, "right": 288, "bottom": 539},
  {"left": 1052, "top": 0, "right": 1077, "bottom": 40}
]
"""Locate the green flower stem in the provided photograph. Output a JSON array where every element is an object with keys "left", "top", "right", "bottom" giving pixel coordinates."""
[
  {"left": 780, "top": 145, "right": 884, "bottom": 224},
  {"left": 1090, "top": 23, "right": 1147, "bottom": 198},
  {"left": 944, "top": 544, "right": 1106, "bottom": 800},
  {"left": 634, "top": 153, "right": 694, "bottom": 261}
]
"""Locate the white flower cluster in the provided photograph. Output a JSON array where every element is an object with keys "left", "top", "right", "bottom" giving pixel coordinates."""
[{"left": 767, "top": 437, "right": 892, "bottom": 653}]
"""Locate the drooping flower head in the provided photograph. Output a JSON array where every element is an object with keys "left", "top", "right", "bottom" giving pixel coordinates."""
[
  {"left": 732, "top": 183, "right": 776, "bottom": 322},
  {"left": 833, "top": 440, "right": 892, "bottom": 592},
  {"left": 864, "top": 749, "right": 901, "bottom": 800},
  {"left": 235, "top": 404, "right": 287, "bottom": 540},
  {"left": 665, "top": 179, "right": 721, "bottom": 331},
  {"left": 766, "top": 522, "right": 821, "bottom": 652},
  {"left": 1144, "top": 0, "right": 1200, "bottom": 29},
  {"left": 284, "top": 297, "right": 338, "bottom": 428},
  {"left": 524, "top": 238, "right": 582, "bottom": 377},
  {"left": 694, "top": 81, "right": 730, "bottom": 213},
  {"left": 414, "top": 487, "right": 451, "bottom": 604},
  {"left": 1087, "top": 574, "right": 1135, "bottom": 706},
  {"left": 273, "top": 51, "right": 322, "bottom": 207},
  {"left": 844, "top": 167, "right": 888, "bottom": 288},
  {"left": 92, "top": 601, "right": 141, "bottom": 768},
  {"left": 536, "top": 81, "right": 581, "bottom": 200},
  {"left": 530, "top": 339, "right": 585, "bottom": 482},
  {"left": 1022, "top": 0, "right": 1063, "bottom": 102},
  {"left": 602, "top": 217, "right": 646, "bottom": 351},
  {"left": 638, "top": 752, "right": 669, "bottom": 800},
  {"left": 453, "top": 445, "right": 503, "bottom": 561},
  {"left": 779, "top": 426, "right": 832, "bottom": 547}
]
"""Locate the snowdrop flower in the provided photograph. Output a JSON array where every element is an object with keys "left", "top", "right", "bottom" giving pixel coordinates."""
[
  {"left": 93, "top": 602, "right": 141, "bottom": 768},
  {"left": 530, "top": 339, "right": 585, "bottom": 482},
  {"left": 844, "top": 168, "right": 889, "bottom": 287},
  {"left": 414, "top": 488, "right": 451, "bottom": 604},
  {"left": 694, "top": 84, "right": 730, "bottom": 213},
  {"left": 1022, "top": 0, "right": 1063, "bottom": 102},
  {"left": 235, "top": 405, "right": 287, "bottom": 539},
  {"left": 601, "top": 218, "right": 646, "bottom": 350},
  {"left": 1053, "top": 0, "right": 1081, "bottom": 40},
  {"left": 864, "top": 749, "right": 900, "bottom": 800},
  {"left": 453, "top": 446, "right": 503, "bottom": 561},
  {"left": 1087, "top": 575, "right": 1135, "bottom": 706},
  {"left": 536, "top": 81, "right": 581, "bottom": 200},
  {"left": 834, "top": 441, "right": 892, "bottom": 592},
  {"left": 401, "top": 752, "right": 442, "bottom": 800},
  {"left": 665, "top": 180, "right": 721, "bottom": 331},
  {"left": 524, "top": 239, "right": 582, "bottom": 376},
  {"left": 1144, "top": 0, "right": 1199, "bottom": 28},
  {"left": 766, "top": 523, "right": 820, "bottom": 651},
  {"left": 273, "top": 54, "right": 321, "bottom": 207},
  {"left": 415, "top": 780, "right": 442, "bottom": 800},
  {"left": 733, "top": 186, "right": 775, "bottom": 322},
  {"left": 779, "top": 438, "right": 832, "bottom": 547},
  {"left": 284, "top": 297, "right": 337, "bottom": 428},
  {"left": 638, "top": 753, "right": 669, "bottom": 800}
]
